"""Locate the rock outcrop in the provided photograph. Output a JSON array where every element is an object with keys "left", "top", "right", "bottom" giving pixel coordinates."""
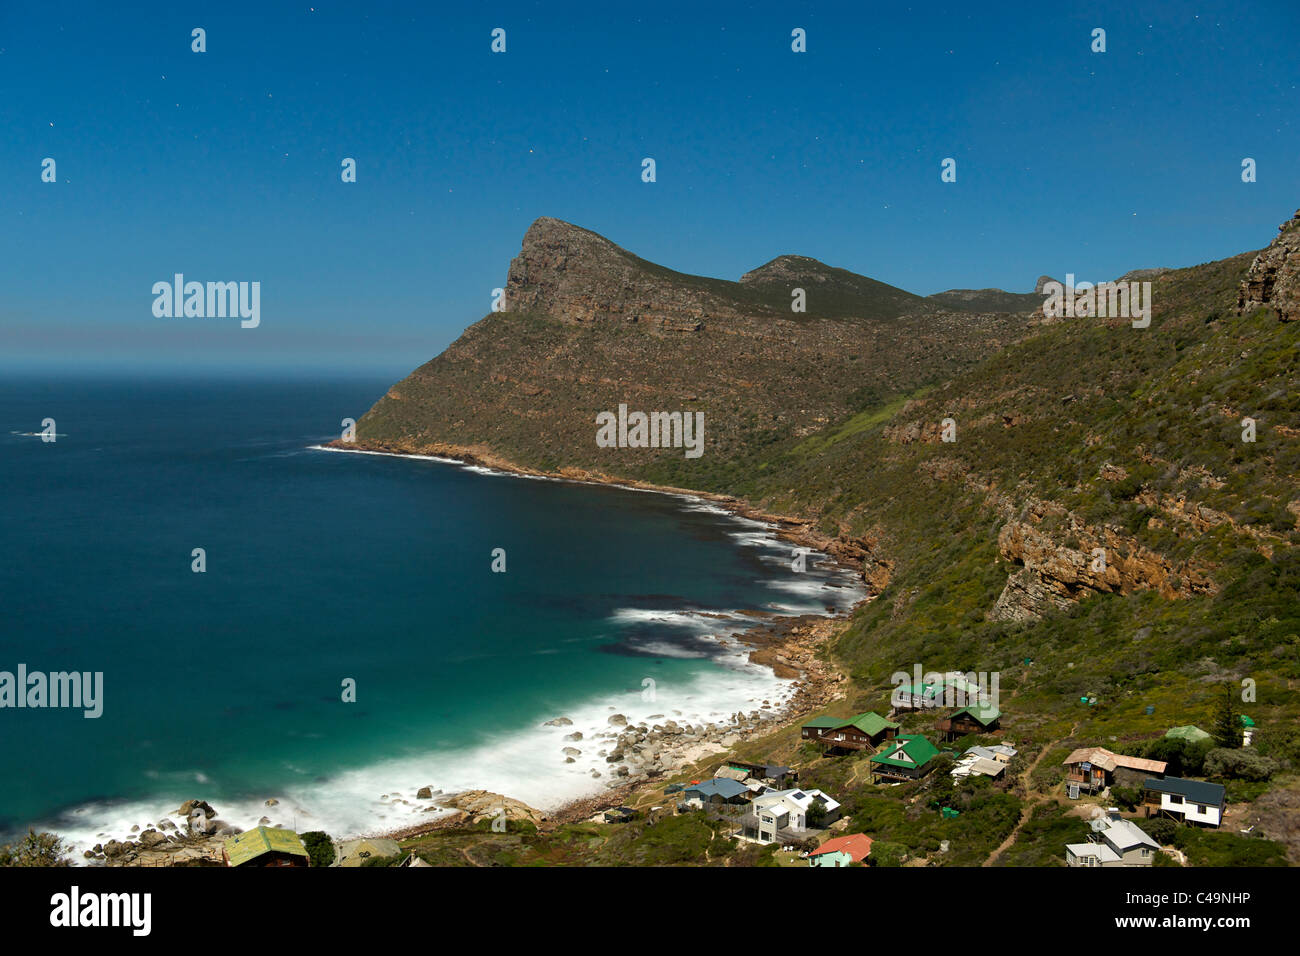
[
  {"left": 505, "top": 217, "right": 769, "bottom": 330},
  {"left": 991, "top": 498, "right": 1217, "bottom": 621},
  {"left": 1238, "top": 209, "right": 1300, "bottom": 322}
]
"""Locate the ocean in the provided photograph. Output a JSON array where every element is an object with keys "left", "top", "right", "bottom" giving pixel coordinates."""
[{"left": 0, "top": 374, "right": 861, "bottom": 853}]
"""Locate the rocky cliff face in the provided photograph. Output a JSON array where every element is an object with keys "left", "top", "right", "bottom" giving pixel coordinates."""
[
  {"left": 1238, "top": 209, "right": 1300, "bottom": 322},
  {"left": 991, "top": 498, "right": 1217, "bottom": 622}
]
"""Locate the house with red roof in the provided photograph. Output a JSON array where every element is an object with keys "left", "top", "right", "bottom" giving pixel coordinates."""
[{"left": 808, "top": 833, "right": 873, "bottom": 867}]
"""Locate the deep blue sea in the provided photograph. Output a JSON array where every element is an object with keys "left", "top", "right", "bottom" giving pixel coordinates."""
[{"left": 0, "top": 375, "right": 860, "bottom": 850}]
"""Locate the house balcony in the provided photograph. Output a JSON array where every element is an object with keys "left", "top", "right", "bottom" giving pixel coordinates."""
[{"left": 735, "top": 813, "right": 812, "bottom": 846}]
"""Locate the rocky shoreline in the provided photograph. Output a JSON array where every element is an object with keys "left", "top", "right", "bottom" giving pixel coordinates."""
[
  {"left": 312, "top": 438, "right": 872, "bottom": 841},
  {"left": 86, "top": 442, "right": 869, "bottom": 864},
  {"left": 373, "top": 604, "right": 861, "bottom": 844}
]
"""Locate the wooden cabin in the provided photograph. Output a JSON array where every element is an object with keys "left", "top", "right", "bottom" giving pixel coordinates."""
[
  {"left": 1062, "top": 747, "right": 1167, "bottom": 794},
  {"left": 936, "top": 704, "right": 1001, "bottom": 741},
  {"left": 869, "top": 735, "right": 941, "bottom": 783},
  {"left": 807, "top": 712, "right": 900, "bottom": 753}
]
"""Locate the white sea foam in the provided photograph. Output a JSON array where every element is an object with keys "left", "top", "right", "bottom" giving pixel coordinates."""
[
  {"left": 46, "top": 642, "right": 795, "bottom": 862},
  {"left": 309, "top": 444, "right": 461, "bottom": 466}
]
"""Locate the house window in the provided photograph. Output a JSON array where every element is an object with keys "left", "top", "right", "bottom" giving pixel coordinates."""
[{"left": 1197, "top": 805, "right": 1207, "bottom": 814}]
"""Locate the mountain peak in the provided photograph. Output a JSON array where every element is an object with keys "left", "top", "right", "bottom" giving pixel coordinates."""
[{"left": 739, "top": 255, "right": 835, "bottom": 284}]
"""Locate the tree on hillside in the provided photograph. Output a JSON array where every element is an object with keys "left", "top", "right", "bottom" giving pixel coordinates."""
[
  {"left": 299, "top": 830, "right": 335, "bottom": 868},
  {"left": 0, "top": 830, "right": 71, "bottom": 867},
  {"left": 1211, "top": 686, "right": 1241, "bottom": 749},
  {"left": 806, "top": 797, "right": 829, "bottom": 829}
]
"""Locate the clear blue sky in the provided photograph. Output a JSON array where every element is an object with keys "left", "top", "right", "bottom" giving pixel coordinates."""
[{"left": 3, "top": 1, "right": 1297, "bottom": 377}]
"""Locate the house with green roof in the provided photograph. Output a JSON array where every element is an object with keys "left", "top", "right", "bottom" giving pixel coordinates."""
[
  {"left": 222, "top": 826, "right": 311, "bottom": 868},
  {"left": 870, "top": 734, "right": 942, "bottom": 782},
  {"left": 936, "top": 703, "right": 1002, "bottom": 741},
  {"left": 800, "top": 715, "right": 845, "bottom": 741},
  {"left": 802, "top": 711, "right": 900, "bottom": 752},
  {"left": 891, "top": 682, "right": 942, "bottom": 714}
]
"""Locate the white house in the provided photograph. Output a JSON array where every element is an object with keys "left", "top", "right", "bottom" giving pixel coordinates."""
[
  {"left": 1142, "top": 776, "right": 1226, "bottom": 828},
  {"left": 1065, "top": 810, "right": 1160, "bottom": 867},
  {"left": 740, "top": 788, "right": 840, "bottom": 844}
]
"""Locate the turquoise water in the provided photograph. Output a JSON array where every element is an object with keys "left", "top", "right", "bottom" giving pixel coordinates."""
[{"left": 0, "top": 375, "right": 859, "bottom": 846}]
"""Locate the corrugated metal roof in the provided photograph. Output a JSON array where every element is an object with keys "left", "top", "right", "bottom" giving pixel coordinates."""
[
  {"left": 1062, "top": 746, "right": 1166, "bottom": 774},
  {"left": 224, "top": 826, "right": 310, "bottom": 867},
  {"left": 1066, "top": 842, "right": 1121, "bottom": 863},
  {"left": 1098, "top": 816, "right": 1159, "bottom": 851},
  {"left": 1144, "top": 775, "right": 1226, "bottom": 806},
  {"left": 846, "top": 711, "right": 900, "bottom": 735},
  {"left": 1063, "top": 747, "right": 1118, "bottom": 771},
  {"left": 802, "top": 715, "right": 845, "bottom": 728},
  {"left": 968, "top": 757, "right": 1007, "bottom": 776},
  {"left": 684, "top": 778, "right": 751, "bottom": 800}
]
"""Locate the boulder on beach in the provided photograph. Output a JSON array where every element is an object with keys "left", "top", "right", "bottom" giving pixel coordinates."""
[
  {"left": 543, "top": 717, "right": 573, "bottom": 727},
  {"left": 416, "top": 786, "right": 433, "bottom": 799},
  {"left": 442, "top": 790, "right": 546, "bottom": 827},
  {"left": 176, "top": 799, "right": 217, "bottom": 819},
  {"left": 608, "top": 714, "right": 628, "bottom": 727}
]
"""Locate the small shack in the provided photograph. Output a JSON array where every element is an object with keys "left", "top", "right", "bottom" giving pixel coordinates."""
[
  {"left": 717, "top": 760, "right": 799, "bottom": 788},
  {"left": 1062, "top": 747, "right": 1167, "bottom": 793},
  {"left": 223, "top": 826, "right": 311, "bottom": 868}
]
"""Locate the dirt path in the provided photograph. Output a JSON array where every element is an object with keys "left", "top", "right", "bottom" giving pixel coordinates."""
[{"left": 982, "top": 723, "right": 1076, "bottom": 867}]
